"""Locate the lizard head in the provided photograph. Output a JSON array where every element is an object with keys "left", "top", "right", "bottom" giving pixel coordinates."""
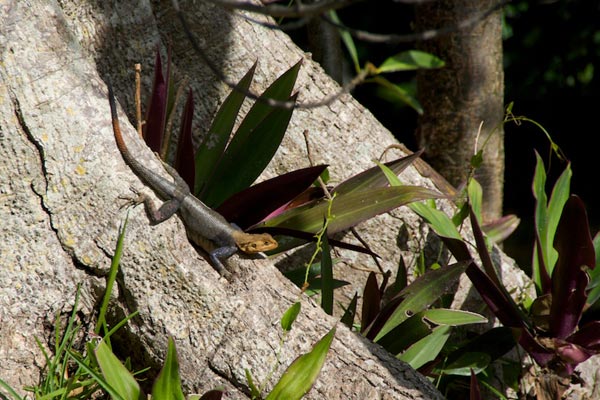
[{"left": 233, "top": 232, "right": 278, "bottom": 254}]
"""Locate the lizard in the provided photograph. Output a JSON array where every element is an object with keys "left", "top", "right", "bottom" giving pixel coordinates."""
[{"left": 107, "top": 83, "right": 278, "bottom": 278}]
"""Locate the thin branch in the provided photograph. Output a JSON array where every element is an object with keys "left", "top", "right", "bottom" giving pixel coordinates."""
[
  {"left": 320, "top": 0, "right": 510, "bottom": 44},
  {"left": 200, "top": 0, "right": 360, "bottom": 18},
  {"left": 236, "top": 12, "right": 313, "bottom": 31},
  {"left": 172, "top": 0, "right": 370, "bottom": 109}
]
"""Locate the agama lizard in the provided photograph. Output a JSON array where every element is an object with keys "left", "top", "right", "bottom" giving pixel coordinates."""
[{"left": 107, "top": 84, "right": 278, "bottom": 278}]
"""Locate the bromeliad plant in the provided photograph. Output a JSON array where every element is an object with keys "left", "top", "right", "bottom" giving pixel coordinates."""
[
  {"left": 387, "top": 152, "right": 600, "bottom": 381},
  {"left": 141, "top": 49, "right": 443, "bottom": 260}
]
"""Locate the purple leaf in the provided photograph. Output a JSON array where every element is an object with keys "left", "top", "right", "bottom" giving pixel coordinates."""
[
  {"left": 549, "top": 195, "right": 595, "bottom": 339},
  {"left": 361, "top": 272, "right": 381, "bottom": 333},
  {"left": 175, "top": 89, "right": 195, "bottom": 188},
  {"left": 216, "top": 165, "right": 327, "bottom": 229},
  {"left": 143, "top": 48, "right": 167, "bottom": 153},
  {"left": 465, "top": 263, "right": 528, "bottom": 329},
  {"left": 470, "top": 369, "right": 482, "bottom": 400},
  {"left": 566, "top": 321, "right": 600, "bottom": 351}
]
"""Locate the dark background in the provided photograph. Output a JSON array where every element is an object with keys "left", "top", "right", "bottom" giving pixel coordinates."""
[{"left": 292, "top": 0, "right": 600, "bottom": 268}]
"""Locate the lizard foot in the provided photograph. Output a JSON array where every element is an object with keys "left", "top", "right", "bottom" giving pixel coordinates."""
[{"left": 118, "top": 187, "right": 147, "bottom": 210}]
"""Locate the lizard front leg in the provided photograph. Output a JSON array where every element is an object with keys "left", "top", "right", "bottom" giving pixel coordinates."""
[
  {"left": 208, "top": 245, "right": 239, "bottom": 279},
  {"left": 121, "top": 187, "right": 181, "bottom": 225}
]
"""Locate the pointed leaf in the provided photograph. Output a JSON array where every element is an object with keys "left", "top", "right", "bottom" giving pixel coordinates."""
[
  {"left": 332, "top": 150, "right": 423, "bottom": 195},
  {"left": 376, "top": 309, "right": 476, "bottom": 355},
  {"left": 194, "top": 63, "right": 256, "bottom": 195},
  {"left": 340, "top": 293, "right": 358, "bottom": 328},
  {"left": 373, "top": 262, "right": 469, "bottom": 341},
  {"left": 175, "top": 89, "right": 195, "bottom": 188},
  {"left": 152, "top": 337, "right": 185, "bottom": 400},
  {"left": 216, "top": 165, "right": 327, "bottom": 229},
  {"left": 263, "top": 186, "right": 443, "bottom": 234},
  {"left": 144, "top": 49, "right": 167, "bottom": 153},
  {"left": 464, "top": 262, "right": 528, "bottom": 329},
  {"left": 549, "top": 195, "right": 595, "bottom": 339},
  {"left": 399, "top": 325, "right": 451, "bottom": 369},
  {"left": 566, "top": 321, "right": 600, "bottom": 351},
  {"left": 360, "top": 272, "right": 381, "bottom": 333},
  {"left": 199, "top": 390, "right": 223, "bottom": 400},
  {"left": 441, "top": 352, "right": 491, "bottom": 376},
  {"left": 95, "top": 340, "right": 141, "bottom": 400},
  {"left": 482, "top": 214, "right": 520, "bottom": 244},
  {"left": 266, "top": 327, "right": 335, "bottom": 400},
  {"left": 377, "top": 50, "right": 445, "bottom": 73},
  {"left": 370, "top": 76, "right": 423, "bottom": 114},
  {"left": 230, "top": 60, "right": 301, "bottom": 146},
  {"left": 203, "top": 93, "right": 297, "bottom": 207},
  {"left": 470, "top": 369, "right": 482, "bottom": 400},
  {"left": 281, "top": 302, "right": 301, "bottom": 332},
  {"left": 320, "top": 233, "right": 334, "bottom": 315}
]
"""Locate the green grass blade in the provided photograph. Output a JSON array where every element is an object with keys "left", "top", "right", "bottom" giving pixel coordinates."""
[
  {"left": 96, "top": 215, "right": 128, "bottom": 336},
  {"left": 67, "top": 349, "right": 127, "bottom": 400}
]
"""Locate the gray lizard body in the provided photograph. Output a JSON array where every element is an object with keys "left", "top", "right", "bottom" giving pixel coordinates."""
[{"left": 108, "top": 84, "right": 277, "bottom": 277}]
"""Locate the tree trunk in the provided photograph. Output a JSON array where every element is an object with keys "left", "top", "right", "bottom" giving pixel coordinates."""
[
  {"left": 1, "top": 0, "right": 529, "bottom": 398},
  {"left": 415, "top": 0, "right": 505, "bottom": 222}
]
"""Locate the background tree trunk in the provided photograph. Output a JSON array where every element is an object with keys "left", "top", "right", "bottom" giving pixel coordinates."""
[{"left": 415, "top": 0, "right": 505, "bottom": 222}]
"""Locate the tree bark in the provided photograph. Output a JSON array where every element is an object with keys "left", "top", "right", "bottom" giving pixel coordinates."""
[
  {"left": 415, "top": 0, "right": 505, "bottom": 222},
  {"left": 1, "top": 0, "right": 530, "bottom": 398}
]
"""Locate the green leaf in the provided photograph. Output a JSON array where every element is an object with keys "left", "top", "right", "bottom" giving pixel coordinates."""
[
  {"left": 440, "top": 352, "right": 491, "bottom": 376},
  {"left": 467, "top": 178, "right": 483, "bottom": 226},
  {"left": 281, "top": 302, "right": 302, "bottom": 332},
  {"left": 420, "top": 309, "right": 487, "bottom": 326},
  {"left": 398, "top": 325, "right": 451, "bottom": 369},
  {"left": 246, "top": 369, "right": 261, "bottom": 400},
  {"left": 340, "top": 293, "right": 358, "bottom": 328},
  {"left": 263, "top": 186, "right": 442, "bottom": 234},
  {"left": 320, "top": 234, "right": 334, "bottom": 315},
  {"left": 266, "top": 327, "right": 335, "bottom": 400},
  {"left": 376, "top": 50, "right": 445, "bottom": 73},
  {"left": 377, "top": 309, "right": 485, "bottom": 356},
  {"left": 94, "top": 340, "right": 142, "bottom": 400},
  {"left": 410, "top": 201, "right": 463, "bottom": 240},
  {"left": 332, "top": 151, "right": 422, "bottom": 195},
  {"left": 482, "top": 214, "right": 520, "bottom": 244},
  {"left": 203, "top": 93, "right": 297, "bottom": 206},
  {"left": 329, "top": 10, "right": 359, "bottom": 72},
  {"left": 373, "top": 262, "right": 469, "bottom": 341},
  {"left": 68, "top": 349, "right": 127, "bottom": 400},
  {"left": 194, "top": 63, "right": 256, "bottom": 195},
  {"left": 585, "top": 232, "right": 600, "bottom": 307},
  {"left": 152, "top": 337, "right": 185, "bottom": 400},
  {"left": 532, "top": 153, "right": 571, "bottom": 290},
  {"left": 371, "top": 76, "right": 423, "bottom": 114},
  {"left": 377, "top": 161, "right": 462, "bottom": 239}
]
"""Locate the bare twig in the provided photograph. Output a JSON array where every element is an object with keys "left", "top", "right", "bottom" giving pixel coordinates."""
[
  {"left": 321, "top": 0, "right": 510, "bottom": 44},
  {"left": 201, "top": 0, "right": 359, "bottom": 18},
  {"left": 134, "top": 63, "right": 143, "bottom": 138},
  {"left": 172, "top": 0, "right": 370, "bottom": 109}
]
